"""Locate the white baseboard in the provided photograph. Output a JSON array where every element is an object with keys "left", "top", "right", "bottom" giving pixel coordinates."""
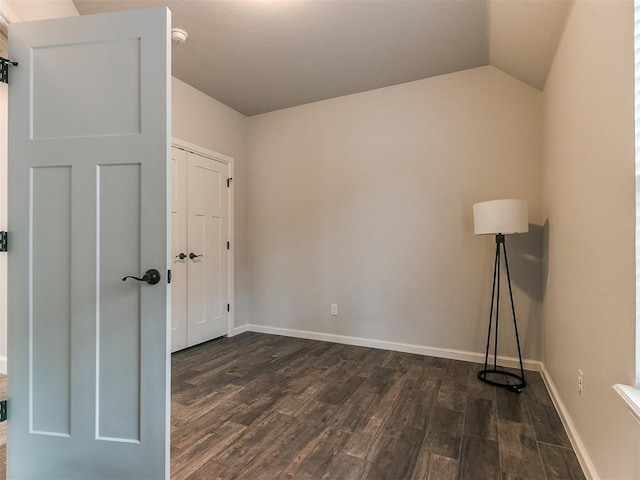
[
  {"left": 246, "top": 324, "right": 542, "bottom": 371},
  {"left": 540, "top": 366, "right": 599, "bottom": 480},
  {"left": 229, "top": 324, "right": 249, "bottom": 337},
  {"left": 0, "top": 355, "right": 6, "bottom": 375}
]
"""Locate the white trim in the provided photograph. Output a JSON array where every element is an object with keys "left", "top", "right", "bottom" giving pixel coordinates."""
[
  {"left": 245, "top": 324, "right": 542, "bottom": 371},
  {"left": 541, "top": 366, "right": 599, "bottom": 480},
  {"left": 0, "top": 354, "right": 5, "bottom": 375},
  {"left": 613, "top": 384, "right": 640, "bottom": 425},
  {"left": 229, "top": 325, "right": 249, "bottom": 337},
  {"left": 171, "top": 138, "right": 235, "bottom": 338}
]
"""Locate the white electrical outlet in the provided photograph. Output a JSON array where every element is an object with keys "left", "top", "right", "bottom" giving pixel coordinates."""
[
  {"left": 330, "top": 303, "right": 338, "bottom": 316},
  {"left": 577, "top": 369, "right": 584, "bottom": 398}
]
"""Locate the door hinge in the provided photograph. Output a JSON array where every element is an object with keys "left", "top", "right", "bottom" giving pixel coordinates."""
[
  {"left": 227, "top": 178, "right": 233, "bottom": 188},
  {"left": 0, "top": 57, "right": 19, "bottom": 84},
  {"left": 167, "top": 269, "right": 172, "bottom": 284},
  {"left": 0, "top": 231, "right": 7, "bottom": 252},
  {"left": 0, "top": 399, "right": 7, "bottom": 422},
  {"left": 227, "top": 241, "right": 230, "bottom": 250},
  {"left": 227, "top": 304, "right": 230, "bottom": 312}
]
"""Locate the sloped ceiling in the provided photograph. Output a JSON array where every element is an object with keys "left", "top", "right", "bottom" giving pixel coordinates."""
[{"left": 73, "top": 0, "right": 573, "bottom": 116}]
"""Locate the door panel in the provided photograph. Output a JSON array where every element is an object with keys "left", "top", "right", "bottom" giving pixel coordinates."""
[
  {"left": 31, "top": 166, "right": 72, "bottom": 436},
  {"left": 186, "top": 153, "right": 228, "bottom": 346},
  {"left": 31, "top": 38, "right": 141, "bottom": 139},
  {"left": 8, "top": 8, "right": 170, "bottom": 479},
  {"left": 97, "top": 164, "right": 141, "bottom": 442}
]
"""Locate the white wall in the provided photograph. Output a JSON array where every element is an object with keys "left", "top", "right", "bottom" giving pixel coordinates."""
[
  {"left": 542, "top": 1, "right": 640, "bottom": 478},
  {"left": 172, "top": 77, "right": 248, "bottom": 328},
  {"left": 247, "top": 65, "right": 544, "bottom": 361}
]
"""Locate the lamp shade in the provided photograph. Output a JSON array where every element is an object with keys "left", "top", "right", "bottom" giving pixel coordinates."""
[{"left": 473, "top": 199, "right": 528, "bottom": 235}]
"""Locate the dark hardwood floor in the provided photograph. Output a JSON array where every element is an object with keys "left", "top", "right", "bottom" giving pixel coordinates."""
[
  {"left": 171, "top": 333, "right": 585, "bottom": 480},
  {"left": 0, "top": 332, "right": 585, "bottom": 479}
]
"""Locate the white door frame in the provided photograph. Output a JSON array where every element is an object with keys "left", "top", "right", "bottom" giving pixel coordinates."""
[
  {"left": 171, "top": 138, "right": 235, "bottom": 336},
  {"left": 0, "top": 0, "right": 17, "bottom": 376}
]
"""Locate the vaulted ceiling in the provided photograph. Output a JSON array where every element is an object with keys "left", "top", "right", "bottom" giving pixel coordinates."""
[{"left": 73, "top": 0, "right": 573, "bottom": 116}]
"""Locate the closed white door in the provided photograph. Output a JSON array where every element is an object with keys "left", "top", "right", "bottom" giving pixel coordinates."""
[
  {"left": 186, "top": 152, "right": 229, "bottom": 346},
  {"left": 171, "top": 147, "right": 187, "bottom": 352},
  {"left": 7, "top": 8, "right": 171, "bottom": 479}
]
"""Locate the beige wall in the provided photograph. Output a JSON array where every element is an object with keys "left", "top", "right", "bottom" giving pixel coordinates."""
[
  {"left": 542, "top": 1, "right": 640, "bottom": 478},
  {"left": 172, "top": 77, "right": 248, "bottom": 328},
  {"left": 5, "top": 0, "right": 78, "bottom": 22},
  {"left": 247, "top": 65, "right": 544, "bottom": 361}
]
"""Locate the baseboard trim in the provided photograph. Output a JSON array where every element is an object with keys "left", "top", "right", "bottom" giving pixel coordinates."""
[
  {"left": 229, "top": 325, "right": 249, "bottom": 337},
  {"left": 246, "top": 324, "right": 542, "bottom": 371},
  {"left": 540, "top": 366, "right": 599, "bottom": 480},
  {"left": 0, "top": 355, "right": 6, "bottom": 375}
]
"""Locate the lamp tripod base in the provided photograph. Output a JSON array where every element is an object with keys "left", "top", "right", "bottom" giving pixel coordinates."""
[
  {"left": 479, "top": 234, "right": 527, "bottom": 394},
  {"left": 478, "top": 369, "right": 525, "bottom": 393}
]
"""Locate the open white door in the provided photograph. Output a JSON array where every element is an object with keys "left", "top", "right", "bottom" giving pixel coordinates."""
[{"left": 7, "top": 7, "right": 171, "bottom": 479}]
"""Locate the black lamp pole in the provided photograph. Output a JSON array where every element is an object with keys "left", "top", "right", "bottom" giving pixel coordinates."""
[{"left": 477, "top": 233, "right": 526, "bottom": 393}]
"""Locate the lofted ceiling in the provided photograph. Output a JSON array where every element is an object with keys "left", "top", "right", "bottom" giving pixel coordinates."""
[{"left": 73, "top": 0, "right": 573, "bottom": 116}]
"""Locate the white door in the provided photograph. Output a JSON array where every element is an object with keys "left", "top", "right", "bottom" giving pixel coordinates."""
[
  {"left": 7, "top": 8, "right": 171, "bottom": 479},
  {"left": 171, "top": 149, "right": 229, "bottom": 352},
  {"left": 186, "top": 152, "right": 228, "bottom": 346},
  {"left": 171, "top": 147, "right": 187, "bottom": 352}
]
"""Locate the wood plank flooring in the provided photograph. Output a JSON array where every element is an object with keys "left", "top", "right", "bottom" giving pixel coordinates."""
[
  {"left": 0, "top": 332, "right": 585, "bottom": 479},
  {"left": 170, "top": 333, "right": 585, "bottom": 480}
]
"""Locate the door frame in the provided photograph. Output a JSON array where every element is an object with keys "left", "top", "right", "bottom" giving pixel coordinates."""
[
  {"left": 0, "top": 0, "right": 17, "bottom": 377},
  {"left": 172, "top": 137, "right": 235, "bottom": 337}
]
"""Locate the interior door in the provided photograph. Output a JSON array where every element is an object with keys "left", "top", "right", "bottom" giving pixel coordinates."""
[
  {"left": 171, "top": 147, "right": 187, "bottom": 352},
  {"left": 7, "top": 8, "right": 171, "bottom": 479},
  {"left": 186, "top": 152, "right": 228, "bottom": 346}
]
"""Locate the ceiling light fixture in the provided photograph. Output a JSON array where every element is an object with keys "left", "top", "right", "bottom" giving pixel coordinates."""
[{"left": 171, "top": 28, "right": 188, "bottom": 44}]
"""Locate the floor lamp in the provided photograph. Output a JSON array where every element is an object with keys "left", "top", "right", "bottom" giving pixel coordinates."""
[{"left": 473, "top": 199, "right": 528, "bottom": 393}]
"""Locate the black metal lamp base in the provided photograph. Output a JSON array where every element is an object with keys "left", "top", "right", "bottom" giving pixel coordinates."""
[
  {"left": 478, "top": 369, "right": 526, "bottom": 393},
  {"left": 479, "top": 234, "right": 527, "bottom": 394}
]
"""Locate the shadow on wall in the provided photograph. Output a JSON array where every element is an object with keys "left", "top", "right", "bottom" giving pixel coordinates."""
[{"left": 507, "top": 223, "right": 545, "bottom": 303}]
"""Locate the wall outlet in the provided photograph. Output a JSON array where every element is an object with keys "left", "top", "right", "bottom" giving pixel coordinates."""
[
  {"left": 577, "top": 369, "right": 584, "bottom": 398},
  {"left": 330, "top": 303, "right": 338, "bottom": 316}
]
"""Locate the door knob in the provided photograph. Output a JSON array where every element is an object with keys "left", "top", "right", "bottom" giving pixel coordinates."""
[
  {"left": 122, "top": 268, "right": 161, "bottom": 285},
  {"left": 189, "top": 253, "right": 203, "bottom": 260},
  {"left": 176, "top": 253, "right": 187, "bottom": 260}
]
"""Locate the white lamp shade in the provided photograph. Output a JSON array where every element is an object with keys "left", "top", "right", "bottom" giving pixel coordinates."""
[{"left": 473, "top": 199, "right": 528, "bottom": 235}]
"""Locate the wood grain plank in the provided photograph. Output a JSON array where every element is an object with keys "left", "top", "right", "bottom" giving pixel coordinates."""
[
  {"left": 171, "top": 421, "right": 247, "bottom": 480},
  {"left": 426, "top": 454, "right": 459, "bottom": 480},
  {"left": 497, "top": 419, "right": 545, "bottom": 479},
  {"left": 464, "top": 396, "right": 497, "bottom": 440},
  {"left": 496, "top": 388, "right": 530, "bottom": 424},
  {"left": 538, "top": 443, "right": 586, "bottom": 480},
  {"left": 457, "top": 435, "right": 500, "bottom": 480},
  {"left": 236, "top": 419, "right": 330, "bottom": 480},
  {"left": 527, "top": 400, "right": 571, "bottom": 448},
  {"left": 424, "top": 407, "right": 463, "bottom": 459},
  {"left": 367, "top": 427, "right": 427, "bottom": 479},
  {"left": 277, "top": 427, "right": 352, "bottom": 479},
  {"left": 213, "top": 412, "right": 294, "bottom": 469}
]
